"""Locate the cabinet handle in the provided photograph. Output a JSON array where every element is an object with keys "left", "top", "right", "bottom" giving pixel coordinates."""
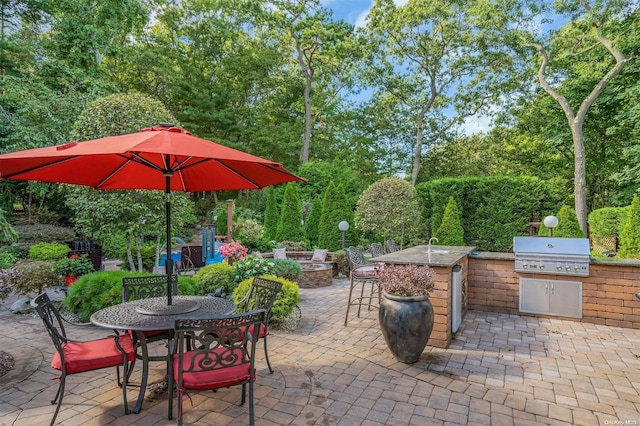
[
  {"left": 545, "top": 283, "right": 548, "bottom": 294},
  {"left": 551, "top": 283, "right": 554, "bottom": 294}
]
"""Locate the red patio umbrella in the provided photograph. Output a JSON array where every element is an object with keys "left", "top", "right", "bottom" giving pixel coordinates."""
[{"left": 0, "top": 124, "right": 305, "bottom": 311}]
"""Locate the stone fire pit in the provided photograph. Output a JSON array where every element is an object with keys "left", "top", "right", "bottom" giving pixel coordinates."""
[{"left": 297, "top": 263, "right": 333, "bottom": 288}]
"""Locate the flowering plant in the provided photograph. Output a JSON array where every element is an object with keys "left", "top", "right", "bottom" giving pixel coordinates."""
[
  {"left": 51, "top": 254, "right": 94, "bottom": 277},
  {"left": 376, "top": 264, "right": 434, "bottom": 297},
  {"left": 218, "top": 241, "right": 249, "bottom": 263},
  {"left": 232, "top": 255, "right": 275, "bottom": 283}
]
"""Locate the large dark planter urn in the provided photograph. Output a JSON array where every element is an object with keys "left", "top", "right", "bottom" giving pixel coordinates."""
[{"left": 378, "top": 292, "right": 434, "bottom": 364}]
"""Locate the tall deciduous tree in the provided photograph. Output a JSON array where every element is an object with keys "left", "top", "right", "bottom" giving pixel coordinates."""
[
  {"left": 270, "top": 0, "right": 358, "bottom": 164},
  {"left": 506, "top": 0, "right": 634, "bottom": 233},
  {"left": 362, "top": 0, "right": 515, "bottom": 184}
]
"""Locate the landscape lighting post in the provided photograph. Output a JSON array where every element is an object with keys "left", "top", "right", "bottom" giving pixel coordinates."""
[
  {"left": 543, "top": 215, "right": 559, "bottom": 237},
  {"left": 338, "top": 221, "right": 349, "bottom": 250}
]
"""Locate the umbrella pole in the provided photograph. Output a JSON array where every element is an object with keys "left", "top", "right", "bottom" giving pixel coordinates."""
[{"left": 165, "top": 173, "right": 173, "bottom": 305}]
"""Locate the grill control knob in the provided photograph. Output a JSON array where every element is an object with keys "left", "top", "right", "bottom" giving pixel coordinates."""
[
  {"left": 540, "top": 265, "right": 544, "bottom": 270},
  {"left": 565, "top": 267, "right": 571, "bottom": 271},
  {"left": 575, "top": 267, "right": 580, "bottom": 272},
  {"left": 557, "top": 266, "right": 562, "bottom": 271}
]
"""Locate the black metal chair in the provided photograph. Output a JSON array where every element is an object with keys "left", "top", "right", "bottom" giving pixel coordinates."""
[
  {"left": 369, "top": 242, "right": 384, "bottom": 258},
  {"left": 384, "top": 240, "right": 398, "bottom": 253},
  {"left": 121, "top": 275, "right": 179, "bottom": 379},
  {"left": 236, "top": 277, "right": 283, "bottom": 373},
  {"left": 33, "top": 293, "right": 135, "bottom": 426},
  {"left": 344, "top": 246, "right": 380, "bottom": 326},
  {"left": 170, "top": 310, "right": 266, "bottom": 426}
]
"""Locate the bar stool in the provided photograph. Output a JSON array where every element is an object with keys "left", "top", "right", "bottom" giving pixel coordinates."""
[{"left": 344, "top": 246, "right": 380, "bottom": 326}]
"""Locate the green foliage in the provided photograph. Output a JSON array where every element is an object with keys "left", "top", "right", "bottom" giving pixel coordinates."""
[
  {"left": 355, "top": 177, "right": 422, "bottom": 248},
  {"left": 417, "top": 176, "right": 567, "bottom": 251},
  {"left": 0, "top": 248, "right": 19, "bottom": 269},
  {"left": 539, "top": 206, "right": 585, "bottom": 238},
  {"left": 192, "top": 263, "right": 235, "bottom": 295},
  {"left": 63, "top": 271, "right": 200, "bottom": 322},
  {"left": 0, "top": 209, "right": 18, "bottom": 245},
  {"left": 70, "top": 92, "right": 177, "bottom": 141},
  {"left": 263, "top": 187, "right": 279, "bottom": 242},
  {"left": 271, "top": 259, "right": 302, "bottom": 282},
  {"left": 232, "top": 275, "right": 299, "bottom": 319},
  {"left": 233, "top": 218, "right": 264, "bottom": 251},
  {"left": 28, "top": 242, "right": 70, "bottom": 261},
  {"left": 296, "top": 161, "right": 365, "bottom": 207},
  {"left": 276, "top": 183, "right": 306, "bottom": 243},
  {"left": 318, "top": 182, "right": 356, "bottom": 251},
  {"left": 13, "top": 224, "right": 76, "bottom": 244},
  {"left": 232, "top": 255, "right": 276, "bottom": 284},
  {"left": 434, "top": 197, "right": 464, "bottom": 246},
  {"left": 277, "top": 241, "right": 308, "bottom": 251},
  {"left": 305, "top": 196, "right": 323, "bottom": 247},
  {"left": 332, "top": 249, "right": 349, "bottom": 277},
  {"left": 51, "top": 254, "right": 94, "bottom": 277},
  {"left": 12, "top": 260, "right": 61, "bottom": 295},
  {"left": 588, "top": 206, "right": 629, "bottom": 255},
  {"left": 618, "top": 195, "right": 640, "bottom": 259}
]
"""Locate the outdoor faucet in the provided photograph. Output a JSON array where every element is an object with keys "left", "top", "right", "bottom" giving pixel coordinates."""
[{"left": 428, "top": 237, "right": 439, "bottom": 253}]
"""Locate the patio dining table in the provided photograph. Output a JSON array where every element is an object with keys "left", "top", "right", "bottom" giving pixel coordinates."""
[{"left": 90, "top": 295, "right": 236, "bottom": 416}]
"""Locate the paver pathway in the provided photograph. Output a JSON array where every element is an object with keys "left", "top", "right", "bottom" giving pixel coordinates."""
[{"left": 0, "top": 278, "right": 639, "bottom": 425}]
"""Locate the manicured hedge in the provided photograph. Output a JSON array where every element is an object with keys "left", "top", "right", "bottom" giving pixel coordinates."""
[{"left": 416, "top": 176, "right": 568, "bottom": 251}]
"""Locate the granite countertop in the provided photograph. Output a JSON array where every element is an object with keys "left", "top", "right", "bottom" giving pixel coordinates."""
[{"left": 371, "top": 245, "right": 476, "bottom": 267}]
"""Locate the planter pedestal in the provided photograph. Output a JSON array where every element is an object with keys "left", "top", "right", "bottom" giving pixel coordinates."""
[{"left": 379, "top": 292, "right": 434, "bottom": 364}]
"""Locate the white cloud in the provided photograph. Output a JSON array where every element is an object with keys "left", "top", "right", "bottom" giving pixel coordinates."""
[
  {"left": 461, "top": 114, "right": 494, "bottom": 136},
  {"left": 355, "top": 0, "right": 408, "bottom": 28}
]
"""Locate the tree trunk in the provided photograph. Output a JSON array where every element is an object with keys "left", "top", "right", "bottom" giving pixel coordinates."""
[
  {"left": 527, "top": 31, "right": 627, "bottom": 235},
  {"left": 410, "top": 104, "right": 429, "bottom": 185},
  {"left": 126, "top": 235, "right": 135, "bottom": 271}
]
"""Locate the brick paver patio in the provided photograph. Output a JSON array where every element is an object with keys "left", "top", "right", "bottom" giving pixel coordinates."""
[{"left": 1, "top": 278, "right": 639, "bottom": 425}]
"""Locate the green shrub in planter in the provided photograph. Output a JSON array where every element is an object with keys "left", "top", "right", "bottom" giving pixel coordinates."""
[
  {"left": 272, "top": 259, "right": 302, "bottom": 281},
  {"left": 232, "top": 256, "right": 276, "bottom": 284},
  {"left": 63, "top": 271, "right": 201, "bottom": 322},
  {"left": 232, "top": 275, "right": 299, "bottom": 319},
  {"left": 28, "top": 242, "right": 70, "bottom": 261},
  {"left": 193, "top": 263, "right": 235, "bottom": 295}
]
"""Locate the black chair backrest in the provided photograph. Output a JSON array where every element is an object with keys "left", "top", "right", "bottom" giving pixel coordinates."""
[
  {"left": 122, "top": 274, "right": 178, "bottom": 303},
  {"left": 346, "top": 246, "right": 367, "bottom": 270},
  {"left": 33, "top": 293, "right": 68, "bottom": 356},
  {"left": 369, "top": 243, "right": 384, "bottom": 258},
  {"left": 174, "top": 310, "right": 266, "bottom": 374},
  {"left": 243, "top": 277, "right": 283, "bottom": 319}
]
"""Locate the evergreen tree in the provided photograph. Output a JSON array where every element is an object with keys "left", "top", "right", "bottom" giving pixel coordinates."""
[
  {"left": 539, "top": 205, "right": 585, "bottom": 238},
  {"left": 318, "top": 182, "right": 355, "bottom": 251},
  {"left": 434, "top": 196, "right": 464, "bottom": 245},
  {"left": 275, "top": 183, "right": 306, "bottom": 243},
  {"left": 263, "top": 187, "right": 279, "bottom": 242},
  {"left": 618, "top": 194, "right": 640, "bottom": 259},
  {"left": 306, "top": 196, "right": 323, "bottom": 247}
]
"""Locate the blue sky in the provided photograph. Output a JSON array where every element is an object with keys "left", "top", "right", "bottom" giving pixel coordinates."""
[{"left": 322, "top": 0, "right": 409, "bottom": 28}]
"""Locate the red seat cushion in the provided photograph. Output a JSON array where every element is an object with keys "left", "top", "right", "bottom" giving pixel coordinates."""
[
  {"left": 51, "top": 335, "right": 135, "bottom": 374},
  {"left": 173, "top": 348, "right": 252, "bottom": 390},
  {"left": 352, "top": 265, "right": 377, "bottom": 278}
]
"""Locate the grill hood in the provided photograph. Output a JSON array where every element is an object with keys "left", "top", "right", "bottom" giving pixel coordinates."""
[{"left": 513, "top": 237, "right": 590, "bottom": 256}]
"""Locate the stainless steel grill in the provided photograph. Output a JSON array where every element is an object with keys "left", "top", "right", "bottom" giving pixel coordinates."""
[{"left": 513, "top": 237, "right": 591, "bottom": 277}]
